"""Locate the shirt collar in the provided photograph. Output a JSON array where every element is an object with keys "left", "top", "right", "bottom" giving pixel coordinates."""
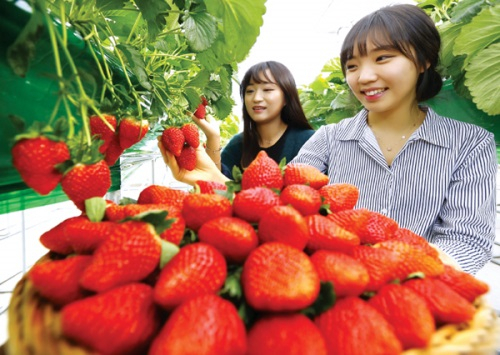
[{"left": 338, "top": 107, "right": 451, "bottom": 148}]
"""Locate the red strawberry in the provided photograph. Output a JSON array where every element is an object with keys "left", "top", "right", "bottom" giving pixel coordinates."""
[
  {"left": 80, "top": 220, "right": 161, "bottom": 293},
  {"left": 306, "top": 214, "right": 360, "bottom": 253},
  {"left": 280, "top": 184, "right": 322, "bottom": 216},
  {"left": 315, "top": 297, "right": 402, "bottom": 355},
  {"left": 161, "top": 127, "right": 185, "bottom": 157},
  {"left": 61, "top": 283, "right": 160, "bottom": 355},
  {"left": 258, "top": 205, "right": 310, "bottom": 250},
  {"left": 158, "top": 207, "right": 186, "bottom": 246},
  {"left": 327, "top": 208, "right": 372, "bottom": 234},
  {"left": 181, "top": 193, "right": 232, "bottom": 231},
  {"left": 241, "top": 242, "right": 320, "bottom": 311},
  {"left": 137, "top": 184, "right": 188, "bottom": 208},
  {"left": 61, "top": 160, "right": 111, "bottom": 211},
  {"left": 39, "top": 216, "right": 83, "bottom": 254},
  {"left": 283, "top": 163, "right": 328, "bottom": 189},
  {"left": 368, "top": 283, "right": 436, "bottom": 350},
  {"left": 195, "top": 180, "right": 227, "bottom": 194},
  {"left": 193, "top": 103, "right": 206, "bottom": 119},
  {"left": 201, "top": 96, "right": 208, "bottom": 106},
  {"left": 232, "top": 186, "right": 282, "bottom": 223},
  {"left": 241, "top": 150, "right": 283, "bottom": 190},
  {"left": 175, "top": 145, "right": 197, "bottom": 171},
  {"left": 404, "top": 277, "right": 475, "bottom": 324},
  {"left": 89, "top": 114, "right": 117, "bottom": 153},
  {"left": 153, "top": 243, "right": 227, "bottom": 310},
  {"left": 436, "top": 264, "right": 489, "bottom": 302},
  {"left": 247, "top": 313, "right": 327, "bottom": 355},
  {"left": 198, "top": 216, "right": 258, "bottom": 263},
  {"left": 319, "top": 183, "right": 359, "bottom": 212},
  {"left": 349, "top": 245, "right": 403, "bottom": 291},
  {"left": 375, "top": 240, "right": 444, "bottom": 279},
  {"left": 181, "top": 123, "right": 200, "bottom": 148},
  {"left": 103, "top": 133, "right": 124, "bottom": 166},
  {"left": 64, "top": 216, "right": 114, "bottom": 254},
  {"left": 149, "top": 294, "right": 247, "bottom": 355},
  {"left": 12, "top": 136, "right": 70, "bottom": 195},
  {"left": 310, "top": 250, "right": 369, "bottom": 297},
  {"left": 118, "top": 117, "right": 149, "bottom": 149},
  {"left": 356, "top": 210, "right": 399, "bottom": 245},
  {"left": 28, "top": 255, "right": 92, "bottom": 306},
  {"left": 393, "top": 228, "right": 440, "bottom": 259}
]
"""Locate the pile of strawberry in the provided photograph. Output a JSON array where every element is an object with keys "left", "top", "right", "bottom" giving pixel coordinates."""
[
  {"left": 23, "top": 150, "right": 491, "bottom": 355},
  {"left": 11, "top": 114, "right": 148, "bottom": 211},
  {"left": 161, "top": 123, "right": 200, "bottom": 171}
]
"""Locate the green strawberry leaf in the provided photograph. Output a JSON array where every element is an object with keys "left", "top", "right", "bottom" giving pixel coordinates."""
[
  {"left": 116, "top": 44, "right": 153, "bottom": 91},
  {"left": 134, "top": 0, "right": 170, "bottom": 40},
  {"left": 126, "top": 210, "right": 173, "bottom": 235},
  {"left": 301, "top": 281, "right": 336, "bottom": 318},
  {"left": 85, "top": 197, "right": 107, "bottom": 222},
  {"left": 219, "top": 266, "right": 243, "bottom": 299},
  {"left": 159, "top": 239, "right": 180, "bottom": 268},
  {"left": 183, "top": 11, "right": 218, "bottom": 52}
]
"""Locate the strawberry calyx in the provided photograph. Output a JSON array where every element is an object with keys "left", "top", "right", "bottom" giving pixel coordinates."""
[
  {"left": 11, "top": 116, "right": 69, "bottom": 143},
  {"left": 300, "top": 281, "right": 336, "bottom": 318}
]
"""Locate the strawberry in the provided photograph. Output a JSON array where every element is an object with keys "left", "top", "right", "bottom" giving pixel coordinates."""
[
  {"left": 314, "top": 297, "right": 402, "bottom": 355},
  {"left": 368, "top": 283, "right": 436, "bottom": 350},
  {"left": 232, "top": 186, "right": 282, "bottom": 223},
  {"left": 241, "top": 242, "right": 320, "bottom": 311},
  {"left": 181, "top": 193, "right": 232, "bottom": 231},
  {"left": 12, "top": 136, "right": 70, "bottom": 195},
  {"left": 89, "top": 114, "right": 117, "bottom": 153},
  {"left": 356, "top": 210, "right": 399, "bottom": 245},
  {"left": 258, "top": 205, "right": 310, "bottom": 250},
  {"left": 403, "top": 277, "right": 475, "bottom": 324},
  {"left": 181, "top": 122, "right": 200, "bottom": 148},
  {"left": 327, "top": 208, "right": 372, "bottom": 234},
  {"left": 103, "top": 133, "right": 124, "bottom": 166},
  {"left": 137, "top": 184, "right": 188, "bottom": 208},
  {"left": 283, "top": 163, "right": 328, "bottom": 189},
  {"left": 149, "top": 294, "right": 247, "bottom": 355},
  {"left": 201, "top": 96, "right": 208, "bottom": 106},
  {"left": 349, "top": 245, "right": 403, "bottom": 291},
  {"left": 375, "top": 240, "right": 444, "bottom": 279},
  {"left": 193, "top": 103, "right": 206, "bottom": 119},
  {"left": 436, "top": 264, "right": 489, "bottom": 302},
  {"left": 61, "top": 160, "right": 111, "bottom": 211},
  {"left": 319, "top": 183, "right": 359, "bottom": 212},
  {"left": 161, "top": 126, "right": 185, "bottom": 157},
  {"left": 153, "top": 242, "right": 227, "bottom": 310},
  {"left": 306, "top": 214, "right": 360, "bottom": 253},
  {"left": 118, "top": 117, "right": 149, "bottom": 149},
  {"left": 393, "top": 227, "right": 440, "bottom": 259},
  {"left": 247, "top": 313, "right": 327, "bottom": 355},
  {"left": 198, "top": 216, "right": 258, "bottom": 264},
  {"left": 28, "top": 255, "right": 92, "bottom": 306},
  {"left": 280, "top": 184, "right": 322, "bottom": 216},
  {"left": 79, "top": 220, "right": 161, "bottom": 293},
  {"left": 175, "top": 144, "right": 197, "bottom": 170},
  {"left": 39, "top": 216, "right": 82, "bottom": 254},
  {"left": 241, "top": 150, "right": 283, "bottom": 190},
  {"left": 310, "top": 250, "right": 369, "bottom": 297},
  {"left": 158, "top": 207, "right": 186, "bottom": 246},
  {"left": 61, "top": 283, "right": 160, "bottom": 355},
  {"left": 64, "top": 216, "right": 115, "bottom": 254},
  {"left": 195, "top": 180, "right": 227, "bottom": 194}
]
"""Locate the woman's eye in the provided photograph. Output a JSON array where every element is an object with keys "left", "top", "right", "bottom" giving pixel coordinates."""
[
  {"left": 376, "top": 55, "right": 392, "bottom": 62},
  {"left": 346, "top": 64, "right": 357, "bottom": 71},
  {"left": 245, "top": 89, "right": 254, "bottom": 94}
]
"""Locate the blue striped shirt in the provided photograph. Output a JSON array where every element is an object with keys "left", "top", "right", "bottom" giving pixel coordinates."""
[{"left": 291, "top": 107, "right": 497, "bottom": 274}]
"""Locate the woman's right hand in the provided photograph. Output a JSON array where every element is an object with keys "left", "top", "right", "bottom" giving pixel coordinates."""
[{"left": 158, "top": 137, "right": 229, "bottom": 186}]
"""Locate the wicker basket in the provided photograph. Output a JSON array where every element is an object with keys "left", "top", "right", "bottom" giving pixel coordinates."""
[{"left": 4, "top": 255, "right": 500, "bottom": 355}]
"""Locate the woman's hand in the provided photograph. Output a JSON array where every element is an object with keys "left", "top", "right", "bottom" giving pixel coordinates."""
[
  {"left": 191, "top": 114, "right": 223, "bottom": 170},
  {"left": 158, "top": 137, "right": 229, "bottom": 186}
]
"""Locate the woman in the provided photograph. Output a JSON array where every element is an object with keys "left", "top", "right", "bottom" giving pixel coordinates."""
[
  {"left": 159, "top": 5, "right": 496, "bottom": 274},
  {"left": 193, "top": 61, "right": 314, "bottom": 178}
]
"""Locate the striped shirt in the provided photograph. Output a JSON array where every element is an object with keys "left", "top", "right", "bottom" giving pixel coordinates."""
[{"left": 291, "top": 107, "right": 497, "bottom": 274}]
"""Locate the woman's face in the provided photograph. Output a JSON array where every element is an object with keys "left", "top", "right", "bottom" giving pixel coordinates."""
[
  {"left": 344, "top": 39, "right": 421, "bottom": 116},
  {"left": 244, "top": 70, "right": 286, "bottom": 125}
]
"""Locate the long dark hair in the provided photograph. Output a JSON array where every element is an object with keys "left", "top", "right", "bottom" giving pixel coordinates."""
[
  {"left": 340, "top": 4, "right": 442, "bottom": 102},
  {"left": 239, "top": 61, "right": 312, "bottom": 168}
]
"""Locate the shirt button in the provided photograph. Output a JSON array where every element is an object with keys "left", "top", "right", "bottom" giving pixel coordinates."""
[{"left": 381, "top": 208, "right": 388, "bottom": 215}]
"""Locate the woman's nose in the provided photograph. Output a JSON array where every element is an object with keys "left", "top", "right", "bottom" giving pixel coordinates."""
[
  {"left": 253, "top": 89, "right": 263, "bottom": 101},
  {"left": 357, "top": 64, "right": 377, "bottom": 83}
]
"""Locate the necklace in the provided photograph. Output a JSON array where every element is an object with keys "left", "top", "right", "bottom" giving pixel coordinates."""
[{"left": 368, "top": 119, "right": 418, "bottom": 152}]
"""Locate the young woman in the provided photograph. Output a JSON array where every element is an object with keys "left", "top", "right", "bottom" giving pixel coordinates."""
[
  {"left": 193, "top": 61, "right": 314, "bottom": 178},
  {"left": 159, "top": 5, "right": 496, "bottom": 274}
]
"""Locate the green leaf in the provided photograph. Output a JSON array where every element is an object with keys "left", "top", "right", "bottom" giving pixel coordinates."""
[
  {"left": 96, "top": 0, "right": 126, "bottom": 11},
  {"left": 438, "top": 21, "right": 463, "bottom": 69},
  {"left": 135, "top": 0, "right": 171, "bottom": 39},
  {"left": 450, "top": 0, "right": 487, "bottom": 23},
  {"left": 212, "top": 96, "right": 234, "bottom": 120},
  {"left": 183, "top": 11, "right": 218, "bottom": 52},
  {"left": 116, "top": 44, "right": 153, "bottom": 90},
  {"left": 453, "top": 5, "right": 500, "bottom": 64},
  {"left": 183, "top": 87, "right": 202, "bottom": 111},
  {"left": 204, "top": 0, "right": 266, "bottom": 62},
  {"left": 85, "top": 197, "right": 107, "bottom": 222},
  {"left": 465, "top": 42, "right": 500, "bottom": 115}
]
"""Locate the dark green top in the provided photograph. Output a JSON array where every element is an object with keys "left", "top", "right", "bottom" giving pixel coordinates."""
[{"left": 220, "top": 127, "right": 315, "bottom": 178}]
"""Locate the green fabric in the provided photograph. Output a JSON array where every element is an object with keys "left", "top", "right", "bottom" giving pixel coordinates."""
[{"left": 221, "top": 127, "right": 315, "bottom": 177}]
